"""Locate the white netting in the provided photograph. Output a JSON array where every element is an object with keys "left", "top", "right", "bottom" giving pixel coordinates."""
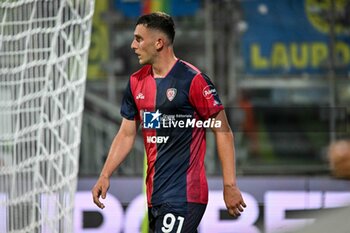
[{"left": 0, "top": 0, "right": 95, "bottom": 232}]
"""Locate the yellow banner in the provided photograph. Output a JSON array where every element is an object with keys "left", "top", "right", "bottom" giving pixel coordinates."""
[
  {"left": 251, "top": 41, "right": 350, "bottom": 70},
  {"left": 87, "top": 0, "right": 109, "bottom": 80}
]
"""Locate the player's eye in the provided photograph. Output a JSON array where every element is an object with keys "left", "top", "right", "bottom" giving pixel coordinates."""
[{"left": 135, "top": 36, "right": 142, "bottom": 42}]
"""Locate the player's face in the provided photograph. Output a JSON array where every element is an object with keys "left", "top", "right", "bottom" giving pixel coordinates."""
[{"left": 131, "top": 24, "right": 158, "bottom": 65}]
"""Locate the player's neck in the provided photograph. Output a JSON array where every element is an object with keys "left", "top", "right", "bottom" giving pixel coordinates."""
[{"left": 152, "top": 52, "right": 177, "bottom": 78}]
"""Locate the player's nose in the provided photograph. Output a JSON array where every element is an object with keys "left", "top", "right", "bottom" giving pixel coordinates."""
[{"left": 131, "top": 40, "right": 137, "bottom": 50}]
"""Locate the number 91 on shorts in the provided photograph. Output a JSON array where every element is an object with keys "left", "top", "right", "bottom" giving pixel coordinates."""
[{"left": 161, "top": 213, "right": 184, "bottom": 233}]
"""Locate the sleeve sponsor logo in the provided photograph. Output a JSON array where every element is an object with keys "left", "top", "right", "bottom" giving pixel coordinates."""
[{"left": 202, "top": 85, "right": 217, "bottom": 99}]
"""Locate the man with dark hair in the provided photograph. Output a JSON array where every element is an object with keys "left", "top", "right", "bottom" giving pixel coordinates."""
[
  {"left": 136, "top": 12, "right": 175, "bottom": 43},
  {"left": 92, "top": 12, "right": 246, "bottom": 232}
]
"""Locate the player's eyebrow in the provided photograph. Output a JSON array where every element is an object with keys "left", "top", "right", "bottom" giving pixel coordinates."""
[{"left": 134, "top": 34, "right": 142, "bottom": 40}]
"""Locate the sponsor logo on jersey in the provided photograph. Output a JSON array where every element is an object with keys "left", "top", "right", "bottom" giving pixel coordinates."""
[
  {"left": 202, "top": 85, "right": 217, "bottom": 99},
  {"left": 146, "top": 136, "right": 169, "bottom": 144},
  {"left": 162, "top": 117, "right": 221, "bottom": 128},
  {"left": 143, "top": 110, "right": 221, "bottom": 129},
  {"left": 143, "top": 110, "right": 161, "bottom": 128},
  {"left": 166, "top": 88, "right": 177, "bottom": 101}
]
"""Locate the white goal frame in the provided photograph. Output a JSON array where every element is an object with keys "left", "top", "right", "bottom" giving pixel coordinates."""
[{"left": 0, "top": 0, "right": 95, "bottom": 232}]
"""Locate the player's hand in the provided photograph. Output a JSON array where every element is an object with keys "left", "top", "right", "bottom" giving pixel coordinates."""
[
  {"left": 223, "top": 184, "right": 246, "bottom": 217},
  {"left": 92, "top": 175, "right": 110, "bottom": 209}
]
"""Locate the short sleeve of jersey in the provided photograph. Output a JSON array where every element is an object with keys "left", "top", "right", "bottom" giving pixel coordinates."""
[
  {"left": 120, "top": 80, "right": 139, "bottom": 120},
  {"left": 189, "top": 73, "right": 224, "bottom": 119}
]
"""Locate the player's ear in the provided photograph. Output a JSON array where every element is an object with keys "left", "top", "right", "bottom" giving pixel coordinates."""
[{"left": 155, "top": 37, "right": 165, "bottom": 50}]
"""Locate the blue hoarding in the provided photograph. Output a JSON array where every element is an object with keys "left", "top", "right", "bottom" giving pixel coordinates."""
[{"left": 241, "top": 0, "right": 350, "bottom": 75}]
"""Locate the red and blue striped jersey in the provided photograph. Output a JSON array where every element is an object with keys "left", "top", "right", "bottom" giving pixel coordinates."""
[{"left": 121, "top": 59, "right": 224, "bottom": 206}]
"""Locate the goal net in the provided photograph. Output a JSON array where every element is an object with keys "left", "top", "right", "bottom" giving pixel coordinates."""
[{"left": 0, "top": 0, "right": 95, "bottom": 232}]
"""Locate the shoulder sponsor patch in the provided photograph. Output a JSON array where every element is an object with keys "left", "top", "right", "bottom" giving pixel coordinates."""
[{"left": 202, "top": 85, "right": 217, "bottom": 99}]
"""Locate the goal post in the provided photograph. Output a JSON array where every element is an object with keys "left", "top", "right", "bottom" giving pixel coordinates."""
[{"left": 0, "top": 0, "right": 95, "bottom": 232}]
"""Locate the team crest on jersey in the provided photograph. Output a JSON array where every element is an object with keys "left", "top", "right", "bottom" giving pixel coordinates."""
[{"left": 166, "top": 88, "right": 177, "bottom": 101}]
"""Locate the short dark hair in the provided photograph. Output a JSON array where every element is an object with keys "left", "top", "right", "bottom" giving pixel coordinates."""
[{"left": 136, "top": 12, "right": 175, "bottom": 44}]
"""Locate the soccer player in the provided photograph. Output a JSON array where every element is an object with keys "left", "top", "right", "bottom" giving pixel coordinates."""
[{"left": 92, "top": 12, "right": 246, "bottom": 232}]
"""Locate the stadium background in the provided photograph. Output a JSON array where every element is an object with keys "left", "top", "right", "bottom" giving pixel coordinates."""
[{"left": 76, "top": 0, "right": 349, "bottom": 232}]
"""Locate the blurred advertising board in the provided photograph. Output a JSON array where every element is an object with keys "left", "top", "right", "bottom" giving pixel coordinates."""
[
  {"left": 1, "top": 177, "right": 348, "bottom": 232},
  {"left": 87, "top": 0, "right": 109, "bottom": 80},
  {"left": 114, "top": 0, "right": 200, "bottom": 17},
  {"left": 241, "top": 0, "right": 350, "bottom": 75},
  {"left": 69, "top": 176, "right": 350, "bottom": 233}
]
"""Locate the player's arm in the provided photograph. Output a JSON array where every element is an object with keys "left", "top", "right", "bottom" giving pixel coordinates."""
[
  {"left": 92, "top": 118, "right": 138, "bottom": 209},
  {"left": 211, "top": 110, "right": 246, "bottom": 217}
]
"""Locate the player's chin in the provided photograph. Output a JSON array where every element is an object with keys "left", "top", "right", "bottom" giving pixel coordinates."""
[
  {"left": 139, "top": 59, "right": 150, "bottom": 65},
  {"left": 138, "top": 59, "right": 145, "bottom": 65}
]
